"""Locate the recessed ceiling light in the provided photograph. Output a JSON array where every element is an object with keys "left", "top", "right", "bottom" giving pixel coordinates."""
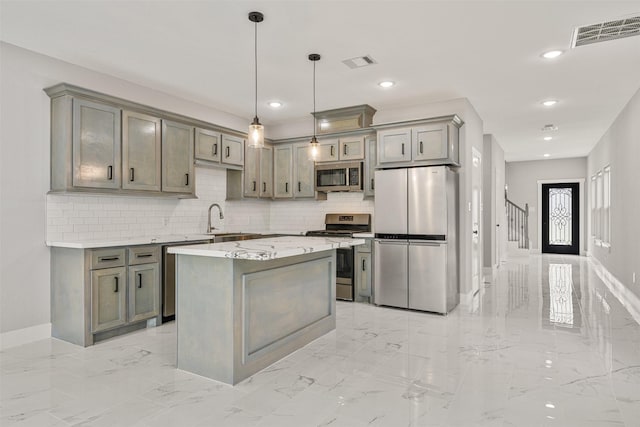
[
  {"left": 542, "top": 50, "right": 563, "bottom": 59},
  {"left": 544, "top": 136, "right": 553, "bottom": 141},
  {"left": 378, "top": 81, "right": 395, "bottom": 88},
  {"left": 545, "top": 403, "right": 556, "bottom": 409},
  {"left": 543, "top": 153, "right": 551, "bottom": 158},
  {"left": 268, "top": 101, "right": 282, "bottom": 108},
  {"left": 542, "top": 100, "right": 558, "bottom": 107},
  {"left": 541, "top": 124, "right": 558, "bottom": 132}
]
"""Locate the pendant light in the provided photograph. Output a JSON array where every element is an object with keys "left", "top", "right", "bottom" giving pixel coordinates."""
[
  {"left": 308, "top": 53, "right": 321, "bottom": 159},
  {"left": 247, "top": 11, "right": 264, "bottom": 148}
]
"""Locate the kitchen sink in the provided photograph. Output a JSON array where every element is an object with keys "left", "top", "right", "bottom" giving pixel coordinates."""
[{"left": 209, "top": 233, "right": 263, "bottom": 243}]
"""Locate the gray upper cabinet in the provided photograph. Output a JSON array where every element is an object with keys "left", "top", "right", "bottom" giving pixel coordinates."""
[
  {"left": 244, "top": 144, "right": 273, "bottom": 199},
  {"left": 315, "top": 139, "right": 339, "bottom": 163},
  {"left": 72, "top": 99, "right": 122, "bottom": 189},
  {"left": 274, "top": 145, "right": 293, "bottom": 199},
  {"left": 195, "top": 128, "right": 221, "bottom": 162},
  {"left": 413, "top": 123, "right": 448, "bottom": 162},
  {"left": 259, "top": 146, "right": 273, "bottom": 198},
  {"left": 162, "top": 121, "right": 195, "bottom": 194},
  {"left": 338, "top": 135, "right": 365, "bottom": 161},
  {"left": 376, "top": 116, "right": 463, "bottom": 168},
  {"left": 222, "top": 134, "right": 244, "bottom": 167},
  {"left": 294, "top": 143, "right": 315, "bottom": 198},
  {"left": 364, "top": 136, "right": 377, "bottom": 197},
  {"left": 377, "top": 128, "right": 412, "bottom": 165},
  {"left": 122, "top": 111, "right": 161, "bottom": 192}
]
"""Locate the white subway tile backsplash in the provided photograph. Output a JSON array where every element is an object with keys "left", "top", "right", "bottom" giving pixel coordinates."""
[{"left": 46, "top": 166, "right": 374, "bottom": 243}]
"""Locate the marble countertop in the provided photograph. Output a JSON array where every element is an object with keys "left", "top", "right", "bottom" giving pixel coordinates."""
[
  {"left": 46, "top": 230, "right": 307, "bottom": 249},
  {"left": 168, "top": 236, "right": 365, "bottom": 261}
]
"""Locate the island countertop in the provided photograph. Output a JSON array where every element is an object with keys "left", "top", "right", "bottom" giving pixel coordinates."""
[{"left": 167, "top": 236, "right": 365, "bottom": 261}]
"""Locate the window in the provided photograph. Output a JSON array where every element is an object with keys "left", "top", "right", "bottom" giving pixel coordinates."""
[
  {"left": 591, "top": 166, "right": 611, "bottom": 248},
  {"left": 602, "top": 166, "right": 611, "bottom": 246}
]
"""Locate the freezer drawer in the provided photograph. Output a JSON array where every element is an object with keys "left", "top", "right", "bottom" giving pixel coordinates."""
[
  {"left": 408, "top": 241, "right": 447, "bottom": 313},
  {"left": 374, "top": 240, "right": 408, "bottom": 308}
]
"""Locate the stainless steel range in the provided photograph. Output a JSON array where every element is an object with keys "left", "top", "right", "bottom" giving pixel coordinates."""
[{"left": 306, "top": 213, "right": 371, "bottom": 301}]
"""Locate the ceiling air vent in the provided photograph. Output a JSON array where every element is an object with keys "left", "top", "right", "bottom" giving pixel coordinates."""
[
  {"left": 342, "top": 55, "right": 377, "bottom": 69},
  {"left": 571, "top": 15, "right": 640, "bottom": 47}
]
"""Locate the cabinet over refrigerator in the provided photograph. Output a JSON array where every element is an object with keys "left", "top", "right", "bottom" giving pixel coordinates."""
[{"left": 374, "top": 166, "right": 459, "bottom": 314}]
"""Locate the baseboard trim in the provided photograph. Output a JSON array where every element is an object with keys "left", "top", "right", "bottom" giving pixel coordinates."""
[
  {"left": 0, "top": 323, "right": 52, "bottom": 350},
  {"left": 589, "top": 257, "right": 640, "bottom": 326}
]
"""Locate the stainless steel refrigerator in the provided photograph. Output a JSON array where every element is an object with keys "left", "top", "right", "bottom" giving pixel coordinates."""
[{"left": 374, "top": 166, "right": 459, "bottom": 314}]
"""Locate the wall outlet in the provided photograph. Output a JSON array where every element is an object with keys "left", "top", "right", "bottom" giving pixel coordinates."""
[{"left": 633, "top": 272, "right": 636, "bottom": 284}]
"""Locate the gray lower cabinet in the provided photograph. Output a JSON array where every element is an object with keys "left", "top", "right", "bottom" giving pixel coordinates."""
[
  {"left": 91, "top": 267, "right": 127, "bottom": 333},
  {"left": 51, "top": 244, "right": 160, "bottom": 346},
  {"left": 128, "top": 263, "right": 160, "bottom": 323},
  {"left": 162, "top": 120, "right": 195, "bottom": 194},
  {"left": 72, "top": 98, "right": 122, "bottom": 189},
  {"left": 122, "top": 111, "right": 161, "bottom": 192},
  {"left": 355, "top": 239, "right": 373, "bottom": 302}
]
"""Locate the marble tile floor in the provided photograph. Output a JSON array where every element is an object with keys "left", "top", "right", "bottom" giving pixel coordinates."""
[{"left": 2, "top": 254, "right": 639, "bottom": 426}]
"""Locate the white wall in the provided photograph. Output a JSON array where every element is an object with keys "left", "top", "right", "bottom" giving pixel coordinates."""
[
  {"left": 1, "top": 42, "right": 485, "bottom": 338},
  {"left": 0, "top": 42, "right": 263, "bottom": 336},
  {"left": 482, "top": 134, "right": 506, "bottom": 272},
  {"left": 505, "top": 157, "right": 587, "bottom": 252},
  {"left": 587, "top": 87, "right": 640, "bottom": 300}
]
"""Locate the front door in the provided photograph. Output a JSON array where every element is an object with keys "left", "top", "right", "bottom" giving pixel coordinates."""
[{"left": 542, "top": 183, "right": 579, "bottom": 255}]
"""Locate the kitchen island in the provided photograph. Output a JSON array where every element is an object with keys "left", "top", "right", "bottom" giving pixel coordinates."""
[{"left": 168, "top": 236, "right": 364, "bottom": 385}]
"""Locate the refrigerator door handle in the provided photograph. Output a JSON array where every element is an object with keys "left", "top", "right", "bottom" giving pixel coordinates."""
[{"left": 408, "top": 240, "right": 446, "bottom": 245}]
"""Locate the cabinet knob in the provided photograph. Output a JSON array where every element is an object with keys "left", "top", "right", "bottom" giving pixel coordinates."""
[
  {"left": 253, "top": 181, "right": 257, "bottom": 192},
  {"left": 137, "top": 273, "right": 142, "bottom": 288},
  {"left": 419, "top": 141, "right": 424, "bottom": 154},
  {"left": 330, "top": 146, "right": 335, "bottom": 157},
  {"left": 298, "top": 181, "right": 301, "bottom": 192},
  {"left": 185, "top": 173, "right": 189, "bottom": 186},
  {"left": 226, "top": 146, "right": 230, "bottom": 158},
  {"left": 285, "top": 182, "right": 289, "bottom": 193},
  {"left": 213, "top": 143, "right": 218, "bottom": 156},
  {"left": 401, "top": 143, "right": 405, "bottom": 155},
  {"left": 344, "top": 145, "right": 348, "bottom": 155},
  {"left": 114, "top": 276, "right": 119, "bottom": 293},
  {"left": 130, "top": 168, "right": 135, "bottom": 182},
  {"left": 107, "top": 165, "right": 113, "bottom": 180}
]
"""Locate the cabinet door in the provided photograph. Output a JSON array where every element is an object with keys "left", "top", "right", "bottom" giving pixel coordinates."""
[
  {"left": 377, "top": 128, "right": 411, "bottom": 164},
  {"left": 162, "top": 121, "right": 194, "bottom": 193},
  {"left": 195, "top": 128, "right": 221, "bottom": 162},
  {"left": 128, "top": 263, "right": 160, "bottom": 323},
  {"left": 244, "top": 145, "right": 259, "bottom": 198},
  {"left": 355, "top": 252, "right": 372, "bottom": 298},
  {"left": 315, "top": 140, "right": 339, "bottom": 162},
  {"left": 91, "top": 267, "right": 126, "bottom": 332},
  {"left": 122, "top": 111, "right": 161, "bottom": 191},
  {"left": 413, "top": 123, "right": 448, "bottom": 161},
  {"left": 259, "top": 146, "right": 273, "bottom": 198},
  {"left": 221, "top": 134, "right": 244, "bottom": 166},
  {"left": 72, "top": 99, "right": 121, "bottom": 189},
  {"left": 364, "top": 137, "right": 376, "bottom": 197},
  {"left": 339, "top": 136, "right": 365, "bottom": 160},
  {"left": 294, "top": 143, "right": 315, "bottom": 198},
  {"left": 273, "top": 145, "right": 293, "bottom": 198}
]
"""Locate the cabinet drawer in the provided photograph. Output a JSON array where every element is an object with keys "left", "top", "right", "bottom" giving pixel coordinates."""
[
  {"left": 90, "top": 248, "right": 126, "bottom": 269},
  {"left": 128, "top": 245, "right": 160, "bottom": 265},
  {"left": 357, "top": 239, "right": 372, "bottom": 253}
]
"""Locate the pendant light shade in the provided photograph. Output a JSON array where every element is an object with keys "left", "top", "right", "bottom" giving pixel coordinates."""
[
  {"left": 247, "top": 11, "right": 264, "bottom": 149},
  {"left": 308, "top": 53, "right": 321, "bottom": 160}
]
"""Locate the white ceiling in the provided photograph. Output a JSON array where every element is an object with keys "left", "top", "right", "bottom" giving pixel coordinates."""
[{"left": 2, "top": 1, "right": 639, "bottom": 161}]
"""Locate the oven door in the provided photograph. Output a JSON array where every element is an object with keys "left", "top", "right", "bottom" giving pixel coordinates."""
[{"left": 336, "top": 247, "right": 354, "bottom": 301}]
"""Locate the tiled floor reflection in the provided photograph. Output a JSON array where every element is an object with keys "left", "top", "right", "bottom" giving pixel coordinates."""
[{"left": 2, "top": 254, "right": 639, "bottom": 426}]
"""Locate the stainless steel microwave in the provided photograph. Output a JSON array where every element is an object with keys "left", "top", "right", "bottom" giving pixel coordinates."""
[{"left": 315, "top": 161, "right": 363, "bottom": 192}]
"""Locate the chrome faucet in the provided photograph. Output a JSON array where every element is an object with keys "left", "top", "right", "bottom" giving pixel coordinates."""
[{"left": 207, "top": 203, "right": 224, "bottom": 233}]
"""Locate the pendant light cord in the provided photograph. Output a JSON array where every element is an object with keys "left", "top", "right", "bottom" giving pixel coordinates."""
[
  {"left": 312, "top": 59, "right": 316, "bottom": 138},
  {"left": 254, "top": 20, "right": 258, "bottom": 120}
]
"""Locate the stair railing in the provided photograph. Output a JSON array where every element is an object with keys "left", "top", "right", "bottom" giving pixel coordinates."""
[{"left": 506, "top": 199, "right": 529, "bottom": 249}]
